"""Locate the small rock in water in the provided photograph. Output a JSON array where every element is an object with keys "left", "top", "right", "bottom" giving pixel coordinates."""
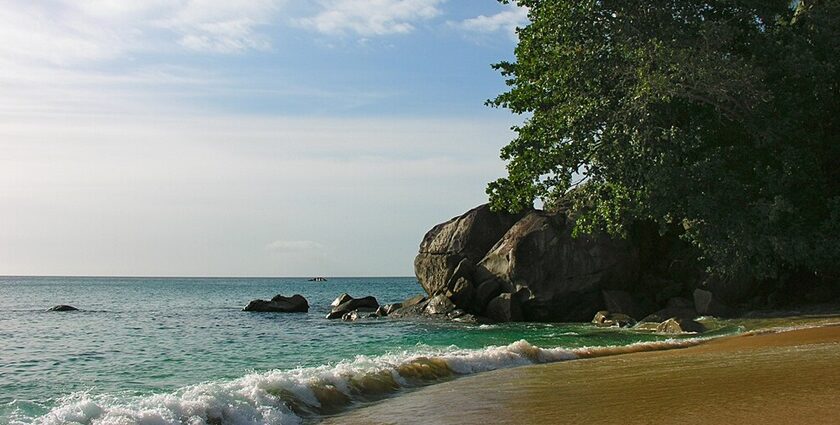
[
  {"left": 48, "top": 305, "right": 78, "bottom": 312},
  {"left": 342, "top": 309, "right": 378, "bottom": 321},
  {"left": 657, "top": 317, "right": 705, "bottom": 334},
  {"left": 243, "top": 294, "right": 309, "bottom": 313},
  {"left": 592, "top": 310, "right": 636, "bottom": 327}
]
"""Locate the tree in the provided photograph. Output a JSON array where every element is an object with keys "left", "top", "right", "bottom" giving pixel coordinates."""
[{"left": 488, "top": 0, "right": 840, "bottom": 282}]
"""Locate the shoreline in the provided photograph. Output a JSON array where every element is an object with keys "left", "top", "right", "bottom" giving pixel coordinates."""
[{"left": 324, "top": 322, "right": 840, "bottom": 424}]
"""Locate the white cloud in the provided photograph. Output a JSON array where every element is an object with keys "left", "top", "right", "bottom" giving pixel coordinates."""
[
  {"left": 452, "top": 4, "right": 528, "bottom": 40},
  {"left": 0, "top": 0, "right": 284, "bottom": 65},
  {"left": 154, "top": 0, "right": 282, "bottom": 53},
  {"left": 299, "top": 0, "right": 444, "bottom": 36},
  {"left": 265, "top": 240, "right": 325, "bottom": 253}
]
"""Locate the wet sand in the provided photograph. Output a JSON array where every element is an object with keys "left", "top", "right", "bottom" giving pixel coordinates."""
[{"left": 324, "top": 325, "right": 840, "bottom": 424}]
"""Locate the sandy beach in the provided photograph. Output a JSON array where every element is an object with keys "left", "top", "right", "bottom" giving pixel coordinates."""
[{"left": 324, "top": 323, "right": 840, "bottom": 424}]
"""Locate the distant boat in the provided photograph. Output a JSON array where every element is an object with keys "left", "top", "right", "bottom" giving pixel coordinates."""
[{"left": 308, "top": 277, "right": 328, "bottom": 282}]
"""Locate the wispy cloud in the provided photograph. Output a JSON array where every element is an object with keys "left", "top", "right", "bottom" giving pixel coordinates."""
[
  {"left": 0, "top": 0, "right": 285, "bottom": 65},
  {"left": 299, "top": 0, "right": 444, "bottom": 36},
  {"left": 450, "top": 4, "right": 528, "bottom": 41}
]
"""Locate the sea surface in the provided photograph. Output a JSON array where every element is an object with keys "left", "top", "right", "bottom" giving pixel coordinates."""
[{"left": 0, "top": 276, "right": 735, "bottom": 424}]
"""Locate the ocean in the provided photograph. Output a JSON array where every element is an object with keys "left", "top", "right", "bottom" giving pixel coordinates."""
[{"left": 0, "top": 276, "right": 731, "bottom": 424}]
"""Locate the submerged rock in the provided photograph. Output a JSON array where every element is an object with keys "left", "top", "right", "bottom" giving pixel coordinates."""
[
  {"left": 342, "top": 309, "right": 378, "bottom": 321},
  {"left": 243, "top": 294, "right": 309, "bottom": 313},
  {"left": 48, "top": 305, "right": 78, "bottom": 312}
]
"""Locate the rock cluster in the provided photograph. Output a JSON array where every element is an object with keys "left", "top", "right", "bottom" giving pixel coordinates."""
[
  {"left": 414, "top": 204, "right": 642, "bottom": 322},
  {"left": 413, "top": 203, "right": 748, "bottom": 324}
]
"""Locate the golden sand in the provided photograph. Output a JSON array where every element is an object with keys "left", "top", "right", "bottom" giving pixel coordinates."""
[{"left": 323, "top": 325, "right": 840, "bottom": 424}]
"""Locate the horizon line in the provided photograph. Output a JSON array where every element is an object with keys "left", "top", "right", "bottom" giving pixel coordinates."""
[{"left": 0, "top": 274, "right": 416, "bottom": 279}]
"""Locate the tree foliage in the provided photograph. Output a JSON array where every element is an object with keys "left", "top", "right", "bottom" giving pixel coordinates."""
[{"left": 488, "top": 0, "right": 840, "bottom": 281}]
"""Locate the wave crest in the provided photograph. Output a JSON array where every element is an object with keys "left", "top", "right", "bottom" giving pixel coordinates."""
[{"left": 23, "top": 338, "right": 702, "bottom": 425}]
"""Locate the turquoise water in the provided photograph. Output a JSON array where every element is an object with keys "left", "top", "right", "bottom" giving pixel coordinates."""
[{"left": 0, "top": 277, "right": 724, "bottom": 424}]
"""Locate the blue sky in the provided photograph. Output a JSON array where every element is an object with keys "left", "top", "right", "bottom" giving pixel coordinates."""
[{"left": 0, "top": 0, "right": 528, "bottom": 276}]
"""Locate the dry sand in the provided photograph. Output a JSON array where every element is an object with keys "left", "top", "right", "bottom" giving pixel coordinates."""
[{"left": 323, "top": 325, "right": 840, "bottom": 424}]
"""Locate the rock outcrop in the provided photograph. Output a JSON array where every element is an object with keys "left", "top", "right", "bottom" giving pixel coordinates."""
[
  {"left": 414, "top": 204, "right": 521, "bottom": 297},
  {"left": 414, "top": 206, "right": 641, "bottom": 322},
  {"left": 243, "top": 294, "right": 309, "bottom": 313}
]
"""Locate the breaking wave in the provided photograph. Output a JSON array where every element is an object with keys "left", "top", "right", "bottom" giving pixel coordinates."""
[{"left": 17, "top": 338, "right": 703, "bottom": 425}]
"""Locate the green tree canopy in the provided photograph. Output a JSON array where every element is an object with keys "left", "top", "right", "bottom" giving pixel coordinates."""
[{"left": 488, "top": 0, "right": 840, "bottom": 281}]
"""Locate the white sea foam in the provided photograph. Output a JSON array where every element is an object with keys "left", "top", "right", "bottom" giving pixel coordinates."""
[{"left": 21, "top": 338, "right": 703, "bottom": 425}]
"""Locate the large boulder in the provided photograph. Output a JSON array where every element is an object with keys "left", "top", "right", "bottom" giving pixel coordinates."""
[
  {"left": 485, "top": 293, "right": 523, "bottom": 322},
  {"left": 244, "top": 294, "right": 309, "bottom": 313},
  {"left": 478, "top": 210, "right": 640, "bottom": 321},
  {"left": 414, "top": 204, "right": 521, "bottom": 297},
  {"left": 693, "top": 289, "right": 735, "bottom": 317},
  {"left": 602, "top": 290, "right": 642, "bottom": 319},
  {"left": 331, "top": 293, "right": 353, "bottom": 307},
  {"left": 326, "top": 295, "right": 379, "bottom": 319}
]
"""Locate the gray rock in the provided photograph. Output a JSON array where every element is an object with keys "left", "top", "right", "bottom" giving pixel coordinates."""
[
  {"left": 666, "top": 297, "right": 695, "bottom": 310},
  {"left": 446, "top": 277, "right": 475, "bottom": 309},
  {"left": 425, "top": 294, "right": 456, "bottom": 315},
  {"left": 592, "top": 310, "right": 636, "bottom": 327},
  {"left": 331, "top": 293, "right": 353, "bottom": 307},
  {"left": 602, "top": 290, "right": 642, "bottom": 319},
  {"left": 243, "top": 294, "right": 309, "bottom": 313},
  {"left": 389, "top": 299, "right": 430, "bottom": 318},
  {"left": 477, "top": 210, "right": 639, "bottom": 322},
  {"left": 401, "top": 294, "right": 427, "bottom": 308},
  {"left": 639, "top": 306, "right": 697, "bottom": 324},
  {"left": 474, "top": 279, "right": 504, "bottom": 313},
  {"left": 326, "top": 295, "right": 379, "bottom": 319},
  {"left": 657, "top": 317, "right": 705, "bottom": 334},
  {"left": 342, "top": 309, "right": 378, "bottom": 321},
  {"left": 414, "top": 204, "right": 521, "bottom": 297},
  {"left": 694, "top": 289, "right": 734, "bottom": 317},
  {"left": 485, "top": 293, "right": 523, "bottom": 322},
  {"left": 376, "top": 303, "right": 402, "bottom": 316},
  {"left": 48, "top": 305, "right": 78, "bottom": 312}
]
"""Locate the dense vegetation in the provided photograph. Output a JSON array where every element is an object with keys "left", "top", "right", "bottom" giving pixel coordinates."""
[{"left": 488, "top": 0, "right": 839, "bottom": 284}]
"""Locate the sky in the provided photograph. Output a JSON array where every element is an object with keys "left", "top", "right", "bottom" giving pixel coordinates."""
[{"left": 0, "top": 0, "right": 528, "bottom": 277}]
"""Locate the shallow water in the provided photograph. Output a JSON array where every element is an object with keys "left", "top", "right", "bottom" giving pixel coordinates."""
[
  {"left": 327, "top": 326, "right": 840, "bottom": 425},
  {"left": 0, "top": 276, "right": 734, "bottom": 424}
]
